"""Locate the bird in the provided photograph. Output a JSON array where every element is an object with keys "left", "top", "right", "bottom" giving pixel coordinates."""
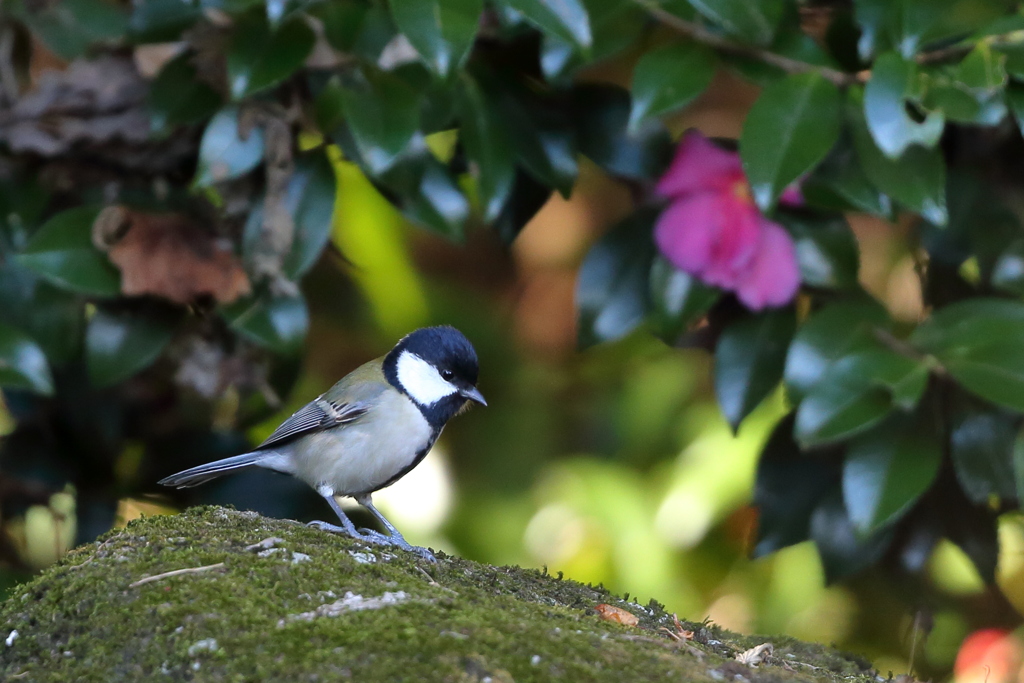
[{"left": 158, "top": 326, "right": 485, "bottom": 561}]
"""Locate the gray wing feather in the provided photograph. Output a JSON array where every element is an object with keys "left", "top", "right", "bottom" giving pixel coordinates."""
[{"left": 257, "top": 398, "right": 369, "bottom": 450}]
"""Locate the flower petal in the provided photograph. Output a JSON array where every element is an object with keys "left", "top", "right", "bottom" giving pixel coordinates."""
[
  {"left": 654, "top": 191, "right": 760, "bottom": 290},
  {"left": 656, "top": 130, "right": 744, "bottom": 199},
  {"left": 780, "top": 183, "right": 804, "bottom": 207},
  {"left": 734, "top": 219, "right": 800, "bottom": 310}
]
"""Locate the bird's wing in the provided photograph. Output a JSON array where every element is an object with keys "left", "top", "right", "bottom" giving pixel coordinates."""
[{"left": 256, "top": 398, "right": 369, "bottom": 450}]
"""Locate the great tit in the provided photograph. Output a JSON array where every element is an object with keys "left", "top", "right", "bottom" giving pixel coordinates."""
[{"left": 159, "top": 326, "right": 485, "bottom": 560}]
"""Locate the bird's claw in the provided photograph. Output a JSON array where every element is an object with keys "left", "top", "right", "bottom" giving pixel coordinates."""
[{"left": 308, "top": 520, "right": 435, "bottom": 561}]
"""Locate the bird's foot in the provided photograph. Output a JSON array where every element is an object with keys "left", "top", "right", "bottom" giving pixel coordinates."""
[
  {"left": 307, "top": 520, "right": 435, "bottom": 561},
  {"left": 358, "top": 527, "right": 436, "bottom": 562}
]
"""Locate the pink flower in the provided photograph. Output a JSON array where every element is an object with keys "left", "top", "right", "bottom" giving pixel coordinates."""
[{"left": 654, "top": 130, "right": 800, "bottom": 310}]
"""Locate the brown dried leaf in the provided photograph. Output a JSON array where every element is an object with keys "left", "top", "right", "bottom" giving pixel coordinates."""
[
  {"left": 97, "top": 206, "right": 250, "bottom": 304},
  {"left": 594, "top": 604, "right": 639, "bottom": 627},
  {"left": 736, "top": 643, "right": 773, "bottom": 667}
]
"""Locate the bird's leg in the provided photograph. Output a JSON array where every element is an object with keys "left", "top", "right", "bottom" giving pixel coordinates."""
[
  {"left": 308, "top": 490, "right": 435, "bottom": 562},
  {"left": 354, "top": 494, "right": 436, "bottom": 562}
]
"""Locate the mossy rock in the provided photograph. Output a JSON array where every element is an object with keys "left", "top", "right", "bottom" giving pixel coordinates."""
[{"left": 0, "top": 507, "right": 877, "bottom": 682}]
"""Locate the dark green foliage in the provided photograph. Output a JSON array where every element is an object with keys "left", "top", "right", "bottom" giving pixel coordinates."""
[{"left": 0, "top": 0, "right": 1023, "bottom": 598}]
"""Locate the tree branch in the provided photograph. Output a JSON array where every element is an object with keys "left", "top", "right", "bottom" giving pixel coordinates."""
[{"left": 636, "top": 1, "right": 861, "bottom": 87}]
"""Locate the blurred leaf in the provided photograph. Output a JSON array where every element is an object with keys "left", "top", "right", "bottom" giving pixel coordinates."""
[
  {"left": 339, "top": 70, "right": 421, "bottom": 176},
  {"left": 572, "top": 83, "right": 673, "bottom": 180},
  {"left": 843, "top": 418, "right": 941, "bottom": 535},
  {"left": 993, "top": 239, "right": 1024, "bottom": 297},
  {"left": 715, "top": 309, "right": 795, "bottom": 431},
  {"left": 498, "top": 0, "right": 592, "bottom": 49},
  {"left": 148, "top": 53, "right": 222, "bottom": 131},
  {"left": 227, "top": 10, "right": 315, "bottom": 99},
  {"left": 497, "top": 87, "right": 578, "bottom": 196},
  {"left": 741, "top": 72, "right": 841, "bottom": 211},
  {"left": 780, "top": 214, "right": 860, "bottom": 289},
  {"left": 949, "top": 407, "right": 1018, "bottom": 504},
  {"left": 458, "top": 75, "right": 515, "bottom": 222},
  {"left": 864, "top": 52, "right": 944, "bottom": 159},
  {"left": 784, "top": 298, "right": 891, "bottom": 399},
  {"left": 943, "top": 484, "right": 1001, "bottom": 583},
  {"left": 194, "top": 106, "right": 266, "bottom": 187},
  {"left": 389, "top": 0, "right": 482, "bottom": 76},
  {"left": 753, "top": 415, "right": 839, "bottom": 557},
  {"left": 310, "top": 0, "right": 371, "bottom": 52},
  {"left": 686, "top": 0, "right": 783, "bottom": 46},
  {"left": 648, "top": 255, "right": 719, "bottom": 343},
  {"left": 577, "top": 208, "right": 657, "bottom": 347},
  {"left": 492, "top": 171, "right": 552, "bottom": 244},
  {"left": 850, "top": 89, "right": 947, "bottom": 225},
  {"left": 1014, "top": 426, "right": 1024, "bottom": 506},
  {"left": 243, "top": 151, "right": 338, "bottom": 279},
  {"left": 85, "top": 308, "right": 176, "bottom": 388},
  {"left": 9, "top": 0, "right": 128, "bottom": 60},
  {"left": 0, "top": 265, "right": 84, "bottom": 366},
  {"left": 16, "top": 207, "right": 121, "bottom": 297},
  {"left": 1006, "top": 82, "right": 1024, "bottom": 138},
  {"left": 0, "top": 322, "right": 53, "bottom": 396},
  {"left": 799, "top": 137, "right": 893, "bottom": 217},
  {"left": 795, "top": 349, "right": 928, "bottom": 446},
  {"left": 379, "top": 152, "right": 469, "bottom": 239},
  {"left": 811, "top": 489, "right": 894, "bottom": 583},
  {"left": 221, "top": 292, "right": 309, "bottom": 355},
  {"left": 628, "top": 42, "right": 716, "bottom": 133},
  {"left": 912, "top": 298, "right": 1024, "bottom": 355},
  {"left": 129, "top": 0, "right": 203, "bottom": 41},
  {"left": 940, "top": 343, "right": 1024, "bottom": 412}
]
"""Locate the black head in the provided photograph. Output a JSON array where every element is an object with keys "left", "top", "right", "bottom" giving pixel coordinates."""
[{"left": 384, "top": 326, "right": 485, "bottom": 428}]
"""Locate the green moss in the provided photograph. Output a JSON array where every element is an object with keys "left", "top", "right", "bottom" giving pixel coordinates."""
[{"left": 0, "top": 507, "right": 879, "bottom": 682}]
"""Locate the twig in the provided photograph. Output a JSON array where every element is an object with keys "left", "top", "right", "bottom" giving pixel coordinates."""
[
  {"left": 634, "top": 0, "right": 860, "bottom": 87},
  {"left": 128, "top": 562, "right": 225, "bottom": 588}
]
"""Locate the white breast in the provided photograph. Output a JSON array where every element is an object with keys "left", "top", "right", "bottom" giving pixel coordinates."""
[{"left": 287, "top": 390, "right": 434, "bottom": 496}]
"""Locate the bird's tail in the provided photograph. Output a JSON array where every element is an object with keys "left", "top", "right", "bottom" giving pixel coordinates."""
[{"left": 158, "top": 452, "right": 266, "bottom": 489}]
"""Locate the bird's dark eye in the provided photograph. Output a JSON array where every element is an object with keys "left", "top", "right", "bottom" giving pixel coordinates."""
[{"left": 441, "top": 369, "right": 454, "bottom": 381}]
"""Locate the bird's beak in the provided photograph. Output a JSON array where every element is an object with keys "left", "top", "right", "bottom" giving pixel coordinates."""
[{"left": 460, "top": 386, "right": 487, "bottom": 406}]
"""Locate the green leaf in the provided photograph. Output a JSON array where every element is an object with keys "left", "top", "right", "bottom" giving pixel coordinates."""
[
  {"left": 992, "top": 239, "right": 1024, "bottom": 296},
  {"left": 493, "top": 85, "right": 578, "bottom": 196},
  {"left": 339, "top": 70, "right": 421, "bottom": 176},
  {"left": 458, "top": 75, "right": 516, "bottom": 222},
  {"left": 0, "top": 322, "right": 53, "bottom": 395},
  {"left": 779, "top": 214, "right": 860, "bottom": 289},
  {"left": 129, "top": 0, "right": 203, "bottom": 41},
  {"left": 628, "top": 42, "right": 716, "bottom": 133},
  {"left": 0, "top": 265, "right": 85, "bottom": 367},
  {"left": 1006, "top": 82, "right": 1024, "bottom": 138},
  {"left": 843, "top": 418, "right": 941, "bottom": 534},
  {"left": 864, "top": 52, "right": 944, "bottom": 159},
  {"left": 801, "top": 137, "right": 893, "bottom": 217},
  {"left": 375, "top": 151, "right": 470, "bottom": 239},
  {"left": 1013, "top": 425, "right": 1024, "bottom": 507},
  {"left": 911, "top": 298, "right": 1024, "bottom": 353},
  {"left": 9, "top": 0, "right": 129, "bottom": 60},
  {"left": 15, "top": 207, "right": 121, "bottom": 297},
  {"left": 498, "top": 0, "right": 592, "bottom": 49},
  {"left": 148, "top": 53, "right": 222, "bottom": 132},
  {"left": 753, "top": 415, "right": 840, "bottom": 556},
  {"left": 309, "top": 0, "right": 371, "bottom": 52},
  {"left": 226, "top": 11, "right": 315, "bottom": 99},
  {"left": 715, "top": 309, "right": 795, "bottom": 431},
  {"left": 795, "top": 349, "right": 928, "bottom": 446},
  {"left": 811, "top": 489, "right": 894, "bottom": 583},
  {"left": 221, "top": 292, "right": 309, "bottom": 355},
  {"left": 194, "top": 107, "right": 266, "bottom": 187},
  {"left": 648, "top": 255, "right": 719, "bottom": 343},
  {"left": 686, "top": 0, "right": 783, "bottom": 46},
  {"left": 85, "top": 308, "right": 176, "bottom": 388},
  {"left": 576, "top": 208, "right": 657, "bottom": 347},
  {"left": 949, "top": 407, "right": 1018, "bottom": 504},
  {"left": 243, "top": 151, "right": 338, "bottom": 280},
  {"left": 572, "top": 83, "right": 673, "bottom": 180},
  {"left": 850, "top": 89, "right": 947, "bottom": 225},
  {"left": 940, "top": 343, "right": 1024, "bottom": 412},
  {"left": 741, "top": 72, "right": 841, "bottom": 211},
  {"left": 389, "top": 0, "right": 482, "bottom": 76},
  {"left": 784, "top": 298, "right": 891, "bottom": 399}
]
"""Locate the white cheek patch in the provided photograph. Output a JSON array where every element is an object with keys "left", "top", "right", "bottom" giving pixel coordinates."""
[{"left": 396, "top": 351, "right": 458, "bottom": 406}]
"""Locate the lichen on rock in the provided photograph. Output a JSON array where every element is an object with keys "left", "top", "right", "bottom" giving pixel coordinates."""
[{"left": 0, "top": 506, "right": 878, "bottom": 682}]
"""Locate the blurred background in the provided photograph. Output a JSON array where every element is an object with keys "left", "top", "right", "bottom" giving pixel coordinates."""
[{"left": 0, "top": 5, "right": 1021, "bottom": 683}]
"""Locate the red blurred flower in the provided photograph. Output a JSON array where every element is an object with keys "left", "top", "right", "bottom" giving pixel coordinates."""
[
  {"left": 654, "top": 130, "right": 800, "bottom": 310},
  {"left": 955, "top": 629, "right": 1023, "bottom": 683}
]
